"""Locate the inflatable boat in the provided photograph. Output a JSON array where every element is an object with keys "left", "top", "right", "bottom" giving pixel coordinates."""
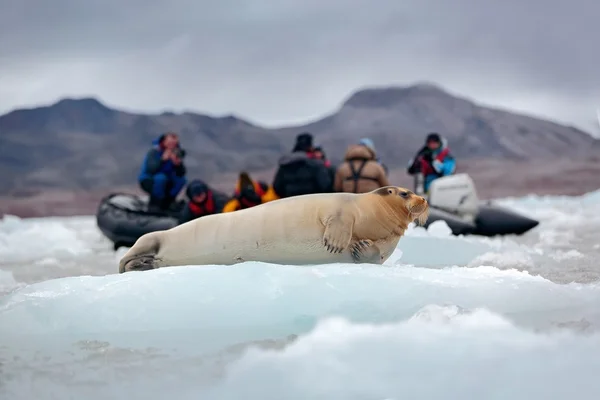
[
  {"left": 96, "top": 193, "right": 181, "bottom": 250},
  {"left": 418, "top": 174, "right": 539, "bottom": 237},
  {"left": 97, "top": 174, "right": 538, "bottom": 250}
]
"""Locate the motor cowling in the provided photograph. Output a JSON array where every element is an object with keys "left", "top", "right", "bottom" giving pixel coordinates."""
[{"left": 427, "top": 173, "right": 480, "bottom": 220}]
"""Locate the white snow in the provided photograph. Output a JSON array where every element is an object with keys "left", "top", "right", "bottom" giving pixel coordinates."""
[{"left": 1, "top": 189, "right": 600, "bottom": 400}]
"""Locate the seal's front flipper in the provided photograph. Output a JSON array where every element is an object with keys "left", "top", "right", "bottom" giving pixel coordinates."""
[
  {"left": 350, "top": 239, "right": 381, "bottom": 264},
  {"left": 323, "top": 215, "right": 353, "bottom": 254}
]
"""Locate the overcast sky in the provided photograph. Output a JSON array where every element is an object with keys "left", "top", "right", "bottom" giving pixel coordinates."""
[{"left": 1, "top": 0, "right": 599, "bottom": 135}]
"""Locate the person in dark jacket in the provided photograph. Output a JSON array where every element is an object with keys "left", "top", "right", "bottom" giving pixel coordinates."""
[
  {"left": 178, "top": 179, "right": 228, "bottom": 224},
  {"left": 138, "top": 132, "right": 187, "bottom": 211},
  {"left": 272, "top": 132, "right": 333, "bottom": 198}
]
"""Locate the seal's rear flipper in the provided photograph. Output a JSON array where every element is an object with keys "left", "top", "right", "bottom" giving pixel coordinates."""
[
  {"left": 118, "top": 232, "right": 161, "bottom": 273},
  {"left": 120, "top": 255, "right": 158, "bottom": 272}
]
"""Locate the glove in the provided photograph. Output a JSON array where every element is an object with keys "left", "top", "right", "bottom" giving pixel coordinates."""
[{"left": 432, "top": 159, "right": 443, "bottom": 173}]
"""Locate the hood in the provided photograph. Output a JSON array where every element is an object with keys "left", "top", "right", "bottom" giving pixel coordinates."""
[
  {"left": 185, "top": 179, "right": 209, "bottom": 199},
  {"left": 292, "top": 132, "right": 314, "bottom": 152},
  {"left": 235, "top": 172, "right": 256, "bottom": 193},
  {"left": 344, "top": 144, "right": 375, "bottom": 161},
  {"left": 235, "top": 174, "right": 262, "bottom": 204},
  {"left": 431, "top": 136, "right": 449, "bottom": 155},
  {"left": 358, "top": 138, "right": 376, "bottom": 154},
  {"left": 278, "top": 151, "right": 312, "bottom": 166},
  {"left": 152, "top": 136, "right": 163, "bottom": 148}
]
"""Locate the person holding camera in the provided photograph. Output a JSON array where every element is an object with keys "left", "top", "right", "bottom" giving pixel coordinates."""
[
  {"left": 138, "top": 132, "right": 188, "bottom": 211},
  {"left": 407, "top": 132, "right": 456, "bottom": 193}
]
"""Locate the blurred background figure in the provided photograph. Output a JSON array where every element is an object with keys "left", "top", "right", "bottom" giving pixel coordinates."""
[
  {"left": 334, "top": 142, "right": 389, "bottom": 193},
  {"left": 223, "top": 172, "right": 278, "bottom": 212},
  {"left": 178, "top": 179, "right": 228, "bottom": 224},
  {"left": 407, "top": 132, "right": 456, "bottom": 193},
  {"left": 272, "top": 132, "right": 333, "bottom": 198},
  {"left": 138, "top": 132, "right": 187, "bottom": 211}
]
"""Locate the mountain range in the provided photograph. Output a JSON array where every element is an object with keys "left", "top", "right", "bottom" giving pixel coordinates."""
[{"left": 1, "top": 82, "right": 598, "bottom": 198}]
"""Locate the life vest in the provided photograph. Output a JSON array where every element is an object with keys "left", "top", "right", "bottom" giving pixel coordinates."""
[
  {"left": 188, "top": 191, "right": 216, "bottom": 216},
  {"left": 420, "top": 147, "right": 450, "bottom": 177},
  {"left": 343, "top": 158, "right": 380, "bottom": 193}
]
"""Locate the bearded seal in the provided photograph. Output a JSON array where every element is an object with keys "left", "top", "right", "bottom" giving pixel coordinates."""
[{"left": 118, "top": 186, "right": 429, "bottom": 273}]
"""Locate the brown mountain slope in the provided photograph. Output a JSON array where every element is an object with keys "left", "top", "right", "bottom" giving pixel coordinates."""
[
  {"left": 280, "top": 83, "right": 597, "bottom": 162},
  {"left": 0, "top": 82, "right": 597, "bottom": 196}
]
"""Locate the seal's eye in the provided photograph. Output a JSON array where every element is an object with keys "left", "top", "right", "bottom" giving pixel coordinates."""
[{"left": 399, "top": 191, "right": 409, "bottom": 198}]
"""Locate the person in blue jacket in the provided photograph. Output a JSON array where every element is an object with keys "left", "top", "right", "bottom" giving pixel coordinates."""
[
  {"left": 138, "top": 132, "right": 187, "bottom": 211},
  {"left": 407, "top": 132, "right": 456, "bottom": 193}
]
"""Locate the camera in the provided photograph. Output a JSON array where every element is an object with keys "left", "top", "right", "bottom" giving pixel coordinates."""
[{"left": 172, "top": 148, "right": 186, "bottom": 159}]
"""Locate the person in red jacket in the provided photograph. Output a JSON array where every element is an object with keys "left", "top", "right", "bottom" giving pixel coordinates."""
[{"left": 177, "top": 179, "right": 228, "bottom": 224}]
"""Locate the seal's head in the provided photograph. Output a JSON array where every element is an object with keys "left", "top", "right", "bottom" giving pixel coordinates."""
[{"left": 374, "top": 186, "right": 429, "bottom": 227}]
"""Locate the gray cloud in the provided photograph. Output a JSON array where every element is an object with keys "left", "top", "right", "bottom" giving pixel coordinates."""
[{"left": 1, "top": 0, "right": 599, "bottom": 135}]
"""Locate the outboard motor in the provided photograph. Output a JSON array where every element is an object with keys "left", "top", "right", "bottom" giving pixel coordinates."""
[{"left": 427, "top": 173, "right": 480, "bottom": 222}]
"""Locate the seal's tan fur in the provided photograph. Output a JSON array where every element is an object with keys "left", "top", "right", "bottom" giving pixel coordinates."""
[{"left": 118, "top": 186, "right": 428, "bottom": 273}]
